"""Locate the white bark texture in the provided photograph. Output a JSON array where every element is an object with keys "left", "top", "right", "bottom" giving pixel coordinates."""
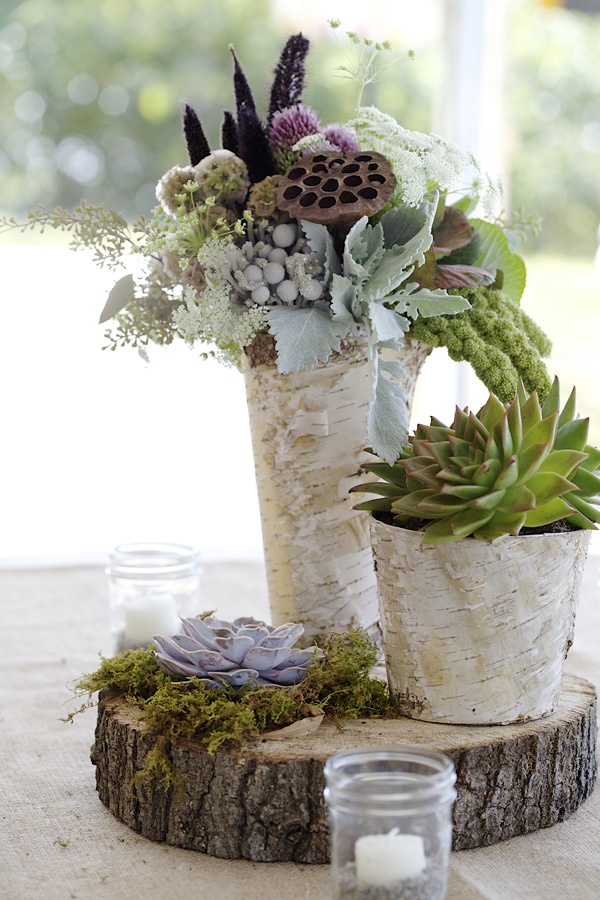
[
  {"left": 370, "top": 518, "right": 591, "bottom": 725},
  {"left": 241, "top": 337, "right": 431, "bottom": 645}
]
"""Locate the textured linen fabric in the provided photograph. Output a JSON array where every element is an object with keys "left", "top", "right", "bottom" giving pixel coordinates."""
[{"left": 1, "top": 558, "right": 599, "bottom": 900}]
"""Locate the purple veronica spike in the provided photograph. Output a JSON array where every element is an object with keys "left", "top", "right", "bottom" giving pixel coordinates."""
[
  {"left": 268, "top": 33, "right": 311, "bottom": 125},
  {"left": 221, "top": 110, "right": 239, "bottom": 155},
  {"left": 153, "top": 615, "right": 323, "bottom": 688},
  {"left": 182, "top": 103, "right": 211, "bottom": 166},
  {"left": 237, "top": 103, "right": 276, "bottom": 184}
]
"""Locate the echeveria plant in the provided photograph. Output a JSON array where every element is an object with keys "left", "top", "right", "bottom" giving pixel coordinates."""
[{"left": 153, "top": 615, "right": 323, "bottom": 687}]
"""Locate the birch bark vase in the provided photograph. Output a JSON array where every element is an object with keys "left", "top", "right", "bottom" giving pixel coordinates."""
[
  {"left": 242, "top": 336, "right": 431, "bottom": 645},
  {"left": 370, "top": 516, "right": 591, "bottom": 725}
]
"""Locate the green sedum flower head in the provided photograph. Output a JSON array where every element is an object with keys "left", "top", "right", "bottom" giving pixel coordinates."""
[{"left": 352, "top": 378, "right": 600, "bottom": 544}]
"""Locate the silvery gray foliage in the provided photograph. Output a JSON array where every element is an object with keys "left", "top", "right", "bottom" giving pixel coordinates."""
[{"left": 153, "top": 615, "right": 323, "bottom": 687}]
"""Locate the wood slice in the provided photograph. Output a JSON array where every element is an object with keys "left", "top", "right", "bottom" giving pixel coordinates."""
[{"left": 90, "top": 675, "right": 597, "bottom": 862}]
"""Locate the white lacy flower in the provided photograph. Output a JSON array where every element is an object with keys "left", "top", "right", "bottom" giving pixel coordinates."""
[
  {"left": 349, "top": 107, "right": 503, "bottom": 212},
  {"left": 173, "top": 286, "right": 267, "bottom": 365}
]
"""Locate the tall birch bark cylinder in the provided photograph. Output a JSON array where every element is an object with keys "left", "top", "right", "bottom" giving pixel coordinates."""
[
  {"left": 370, "top": 517, "right": 591, "bottom": 725},
  {"left": 242, "top": 336, "right": 431, "bottom": 645}
]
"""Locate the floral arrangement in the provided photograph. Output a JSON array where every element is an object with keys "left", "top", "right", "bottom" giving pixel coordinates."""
[{"left": 2, "top": 24, "right": 551, "bottom": 464}]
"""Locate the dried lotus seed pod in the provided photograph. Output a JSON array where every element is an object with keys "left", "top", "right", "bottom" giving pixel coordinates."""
[{"left": 277, "top": 150, "right": 397, "bottom": 225}]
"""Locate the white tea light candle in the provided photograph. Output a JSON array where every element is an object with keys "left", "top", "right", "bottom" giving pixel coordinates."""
[
  {"left": 107, "top": 542, "right": 202, "bottom": 652},
  {"left": 355, "top": 829, "right": 426, "bottom": 886},
  {"left": 124, "top": 593, "right": 180, "bottom": 646}
]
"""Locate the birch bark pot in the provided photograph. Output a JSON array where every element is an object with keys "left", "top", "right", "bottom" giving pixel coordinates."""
[
  {"left": 370, "top": 516, "right": 591, "bottom": 725},
  {"left": 242, "top": 336, "right": 431, "bottom": 645}
]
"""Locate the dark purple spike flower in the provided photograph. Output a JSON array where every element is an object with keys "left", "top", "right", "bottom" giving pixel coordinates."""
[
  {"left": 221, "top": 110, "right": 239, "bottom": 156},
  {"left": 182, "top": 103, "right": 211, "bottom": 166},
  {"left": 230, "top": 44, "right": 257, "bottom": 116},
  {"left": 237, "top": 103, "right": 276, "bottom": 184},
  {"left": 268, "top": 33, "right": 310, "bottom": 125}
]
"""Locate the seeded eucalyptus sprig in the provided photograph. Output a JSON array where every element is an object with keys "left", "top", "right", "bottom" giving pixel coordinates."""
[{"left": 0, "top": 202, "right": 146, "bottom": 269}]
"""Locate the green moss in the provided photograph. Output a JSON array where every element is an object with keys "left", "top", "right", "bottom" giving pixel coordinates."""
[
  {"left": 71, "top": 629, "right": 394, "bottom": 752},
  {"left": 76, "top": 646, "right": 170, "bottom": 699}
]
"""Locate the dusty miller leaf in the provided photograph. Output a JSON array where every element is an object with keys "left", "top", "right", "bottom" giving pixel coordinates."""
[
  {"left": 330, "top": 274, "right": 357, "bottom": 323},
  {"left": 300, "top": 220, "right": 341, "bottom": 278},
  {"left": 267, "top": 306, "right": 342, "bottom": 373},
  {"left": 98, "top": 274, "right": 135, "bottom": 324},
  {"left": 367, "top": 301, "right": 410, "bottom": 342},
  {"left": 397, "top": 285, "right": 471, "bottom": 319},
  {"left": 367, "top": 347, "right": 409, "bottom": 465}
]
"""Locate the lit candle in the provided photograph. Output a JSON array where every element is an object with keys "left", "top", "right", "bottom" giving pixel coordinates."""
[
  {"left": 355, "top": 829, "right": 426, "bottom": 886},
  {"left": 124, "top": 593, "right": 180, "bottom": 646}
]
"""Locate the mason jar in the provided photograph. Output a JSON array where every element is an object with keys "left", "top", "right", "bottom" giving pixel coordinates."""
[
  {"left": 324, "top": 746, "right": 457, "bottom": 900},
  {"left": 107, "top": 542, "right": 202, "bottom": 653}
]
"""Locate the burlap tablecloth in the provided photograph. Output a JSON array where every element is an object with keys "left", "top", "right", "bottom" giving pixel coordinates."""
[{"left": 1, "top": 557, "right": 599, "bottom": 900}]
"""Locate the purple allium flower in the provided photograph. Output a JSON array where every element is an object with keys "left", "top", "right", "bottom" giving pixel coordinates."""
[
  {"left": 322, "top": 123, "right": 360, "bottom": 153},
  {"left": 269, "top": 104, "right": 321, "bottom": 153}
]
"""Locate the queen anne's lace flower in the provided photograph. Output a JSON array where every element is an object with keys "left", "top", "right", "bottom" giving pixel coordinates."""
[{"left": 350, "top": 106, "right": 503, "bottom": 212}]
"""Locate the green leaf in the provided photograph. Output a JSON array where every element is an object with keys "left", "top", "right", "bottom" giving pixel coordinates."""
[
  {"left": 572, "top": 467, "right": 600, "bottom": 496},
  {"left": 494, "top": 456, "right": 519, "bottom": 489},
  {"left": 476, "top": 511, "right": 527, "bottom": 540},
  {"left": 361, "top": 462, "right": 408, "bottom": 485},
  {"left": 352, "top": 497, "right": 398, "bottom": 513},
  {"left": 555, "top": 417, "right": 589, "bottom": 452},
  {"left": 380, "top": 201, "right": 432, "bottom": 250},
  {"left": 538, "top": 448, "right": 587, "bottom": 477},
  {"left": 520, "top": 413, "right": 558, "bottom": 451},
  {"left": 439, "top": 484, "right": 487, "bottom": 500},
  {"left": 350, "top": 481, "right": 403, "bottom": 498},
  {"left": 518, "top": 442, "right": 551, "bottom": 480},
  {"left": 267, "top": 307, "right": 342, "bottom": 373},
  {"left": 472, "top": 457, "right": 503, "bottom": 487},
  {"left": 98, "top": 274, "right": 135, "bottom": 324},
  {"left": 469, "top": 218, "right": 527, "bottom": 303},
  {"left": 564, "top": 494, "right": 600, "bottom": 527},
  {"left": 520, "top": 392, "right": 543, "bottom": 434},
  {"left": 471, "top": 488, "right": 508, "bottom": 509},
  {"left": 526, "top": 472, "right": 577, "bottom": 503},
  {"left": 501, "top": 483, "right": 536, "bottom": 512},
  {"left": 524, "top": 497, "right": 574, "bottom": 528}
]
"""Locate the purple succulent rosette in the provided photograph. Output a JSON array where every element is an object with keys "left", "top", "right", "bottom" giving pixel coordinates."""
[{"left": 153, "top": 615, "right": 323, "bottom": 687}]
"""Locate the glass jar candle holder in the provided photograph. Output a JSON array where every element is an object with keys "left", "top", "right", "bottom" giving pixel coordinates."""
[
  {"left": 107, "top": 542, "right": 202, "bottom": 653},
  {"left": 324, "top": 746, "right": 457, "bottom": 900}
]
